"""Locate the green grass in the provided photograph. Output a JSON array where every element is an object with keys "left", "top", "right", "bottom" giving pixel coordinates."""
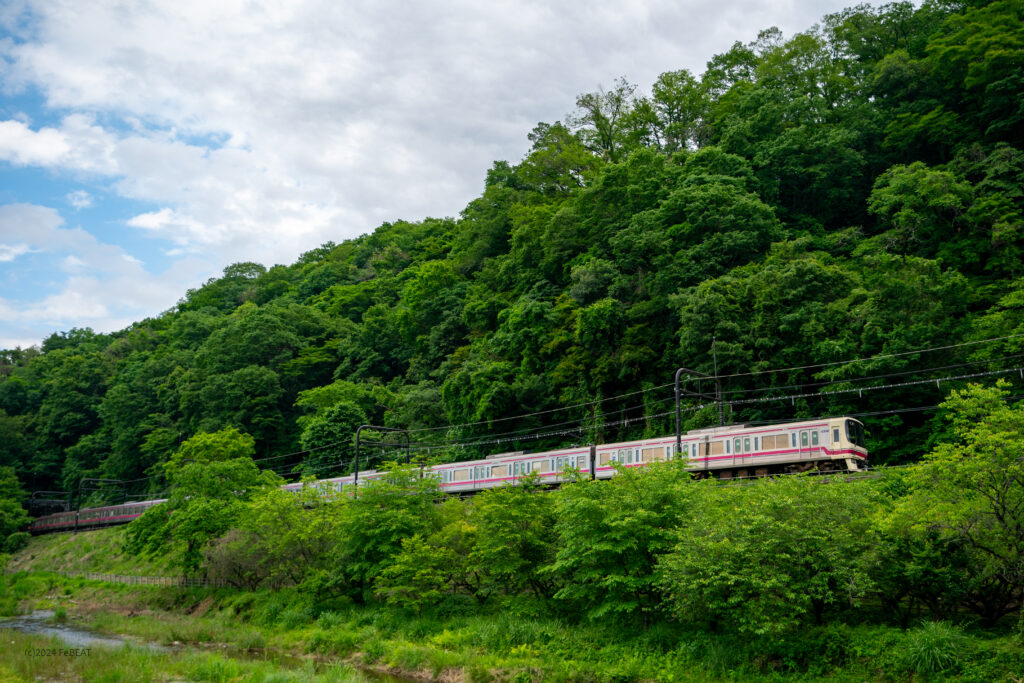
[
  {"left": 9, "top": 526, "right": 181, "bottom": 577},
  {"left": 0, "top": 630, "right": 374, "bottom": 682},
  {"left": 5, "top": 568, "right": 1024, "bottom": 681}
]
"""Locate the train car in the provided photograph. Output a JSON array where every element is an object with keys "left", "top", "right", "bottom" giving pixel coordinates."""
[
  {"left": 593, "top": 416, "right": 867, "bottom": 480},
  {"left": 30, "top": 416, "right": 868, "bottom": 532},
  {"left": 428, "top": 416, "right": 867, "bottom": 492},
  {"left": 432, "top": 445, "right": 593, "bottom": 494},
  {"left": 29, "top": 498, "right": 167, "bottom": 534}
]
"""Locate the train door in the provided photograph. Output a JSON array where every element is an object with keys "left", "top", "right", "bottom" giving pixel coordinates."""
[{"left": 799, "top": 429, "right": 811, "bottom": 460}]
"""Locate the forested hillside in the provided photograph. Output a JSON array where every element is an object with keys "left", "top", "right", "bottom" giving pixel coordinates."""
[{"left": 1, "top": 0, "right": 1022, "bottom": 501}]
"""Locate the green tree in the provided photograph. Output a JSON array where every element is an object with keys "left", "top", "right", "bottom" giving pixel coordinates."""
[
  {"left": 469, "top": 473, "right": 558, "bottom": 601},
  {"left": 298, "top": 401, "right": 367, "bottom": 475},
  {"left": 868, "top": 161, "right": 973, "bottom": 261},
  {"left": 569, "top": 77, "right": 639, "bottom": 162},
  {"left": 550, "top": 461, "right": 694, "bottom": 626},
  {"left": 206, "top": 481, "right": 346, "bottom": 589},
  {"left": 658, "top": 474, "right": 873, "bottom": 635},
  {"left": 330, "top": 465, "right": 441, "bottom": 602},
  {"left": 0, "top": 467, "right": 30, "bottom": 552},
  {"left": 897, "top": 381, "right": 1024, "bottom": 625},
  {"left": 126, "top": 427, "right": 282, "bottom": 575},
  {"left": 374, "top": 534, "right": 454, "bottom": 615}
]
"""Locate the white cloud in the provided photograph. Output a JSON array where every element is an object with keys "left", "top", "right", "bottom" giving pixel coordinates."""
[
  {"left": 0, "top": 0, "right": 856, "bottom": 344},
  {"left": 0, "top": 203, "right": 209, "bottom": 346},
  {"left": 0, "top": 119, "right": 69, "bottom": 165},
  {"left": 66, "top": 190, "right": 92, "bottom": 208},
  {"left": 0, "top": 243, "right": 32, "bottom": 262}
]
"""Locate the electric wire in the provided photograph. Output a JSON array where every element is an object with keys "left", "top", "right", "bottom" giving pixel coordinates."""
[
  {"left": 714, "top": 333, "right": 1024, "bottom": 379},
  {"left": 95, "top": 341, "right": 1024, "bottom": 493}
]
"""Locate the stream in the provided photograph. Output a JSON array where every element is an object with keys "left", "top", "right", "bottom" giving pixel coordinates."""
[
  {"left": 0, "top": 610, "right": 419, "bottom": 682},
  {"left": 0, "top": 609, "right": 151, "bottom": 650}
]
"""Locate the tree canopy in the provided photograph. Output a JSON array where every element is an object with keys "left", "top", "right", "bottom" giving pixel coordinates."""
[{"left": 0, "top": 0, "right": 1021, "bottom": 505}]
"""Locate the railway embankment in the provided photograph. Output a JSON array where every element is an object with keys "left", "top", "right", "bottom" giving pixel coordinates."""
[{"left": 8, "top": 525, "right": 178, "bottom": 577}]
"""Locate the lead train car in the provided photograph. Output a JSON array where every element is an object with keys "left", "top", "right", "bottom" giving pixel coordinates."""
[{"left": 30, "top": 417, "right": 867, "bottom": 532}]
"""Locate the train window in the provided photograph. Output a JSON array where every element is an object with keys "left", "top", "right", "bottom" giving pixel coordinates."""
[
  {"left": 812, "top": 431, "right": 819, "bottom": 446},
  {"left": 801, "top": 431, "right": 809, "bottom": 447},
  {"left": 692, "top": 443, "right": 698, "bottom": 458},
  {"left": 754, "top": 437, "right": 759, "bottom": 451},
  {"left": 744, "top": 437, "right": 751, "bottom": 453},
  {"left": 834, "top": 428, "right": 840, "bottom": 443},
  {"left": 791, "top": 433, "right": 797, "bottom": 448},
  {"left": 846, "top": 420, "right": 866, "bottom": 447},
  {"left": 726, "top": 440, "right": 731, "bottom": 454}
]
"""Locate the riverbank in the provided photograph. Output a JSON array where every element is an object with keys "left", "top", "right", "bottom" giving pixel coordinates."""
[
  {"left": 3, "top": 567, "right": 1024, "bottom": 682},
  {"left": 0, "top": 627, "right": 381, "bottom": 682}
]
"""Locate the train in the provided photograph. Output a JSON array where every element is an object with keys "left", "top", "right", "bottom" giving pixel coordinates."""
[{"left": 29, "top": 415, "right": 867, "bottom": 534}]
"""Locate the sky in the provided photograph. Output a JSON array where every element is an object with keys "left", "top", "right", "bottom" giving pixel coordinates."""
[{"left": 0, "top": 0, "right": 856, "bottom": 350}]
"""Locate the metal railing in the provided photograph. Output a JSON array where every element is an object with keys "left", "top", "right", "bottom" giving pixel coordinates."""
[{"left": 45, "top": 570, "right": 229, "bottom": 588}]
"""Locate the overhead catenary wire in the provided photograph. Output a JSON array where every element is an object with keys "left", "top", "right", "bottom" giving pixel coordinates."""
[
  {"left": 112, "top": 338, "right": 1024, "bottom": 490},
  {"left": 366, "top": 333, "right": 1024, "bottom": 440},
  {"left": 381, "top": 366, "right": 1024, "bottom": 453},
  {"left": 714, "top": 333, "right": 1024, "bottom": 379}
]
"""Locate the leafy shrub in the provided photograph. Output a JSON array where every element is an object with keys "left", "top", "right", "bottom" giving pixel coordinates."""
[
  {"left": 755, "top": 624, "right": 852, "bottom": 673},
  {"left": 256, "top": 600, "right": 284, "bottom": 626},
  {"left": 902, "top": 621, "right": 969, "bottom": 674},
  {"left": 0, "top": 596, "right": 19, "bottom": 617},
  {"left": 467, "top": 663, "right": 493, "bottom": 683},
  {"left": 225, "top": 591, "right": 256, "bottom": 618},
  {"left": 362, "top": 639, "right": 385, "bottom": 663},
  {"left": 9, "top": 574, "right": 46, "bottom": 599},
  {"left": 4, "top": 532, "right": 30, "bottom": 553}
]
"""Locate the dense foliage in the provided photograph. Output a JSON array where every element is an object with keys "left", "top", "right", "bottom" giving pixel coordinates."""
[
  {"left": 110, "top": 382, "right": 1024, "bottom": 678},
  {"left": 1, "top": 1, "right": 1022, "bottom": 518}
]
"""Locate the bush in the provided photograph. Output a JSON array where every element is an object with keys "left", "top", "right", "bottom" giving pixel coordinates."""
[
  {"left": 902, "top": 621, "right": 970, "bottom": 675},
  {"left": 362, "top": 639, "right": 385, "bottom": 663},
  {"left": 256, "top": 600, "right": 284, "bottom": 626},
  {"left": 4, "top": 532, "right": 29, "bottom": 553},
  {"left": 754, "top": 624, "right": 852, "bottom": 673}
]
